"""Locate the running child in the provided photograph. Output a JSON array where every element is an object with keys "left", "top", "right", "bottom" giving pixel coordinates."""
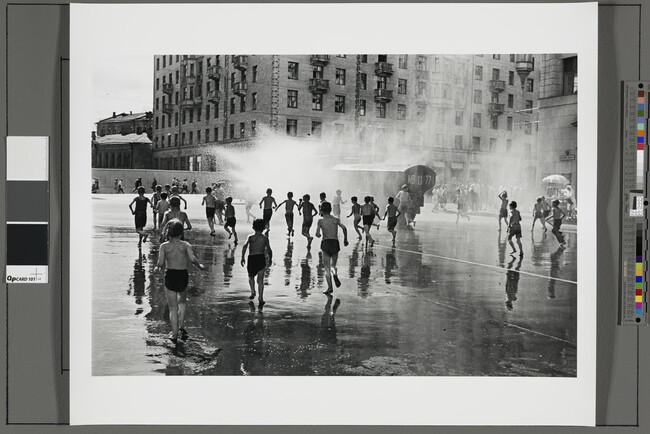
[
  {"left": 318, "top": 192, "right": 327, "bottom": 216},
  {"left": 507, "top": 201, "right": 524, "bottom": 257},
  {"left": 370, "top": 196, "right": 381, "bottom": 229},
  {"left": 360, "top": 196, "right": 375, "bottom": 247},
  {"left": 531, "top": 197, "right": 548, "bottom": 232},
  {"left": 332, "top": 190, "right": 346, "bottom": 219},
  {"left": 152, "top": 219, "right": 205, "bottom": 346},
  {"left": 276, "top": 192, "right": 298, "bottom": 236},
  {"left": 214, "top": 183, "right": 227, "bottom": 225},
  {"left": 298, "top": 194, "right": 319, "bottom": 248},
  {"left": 223, "top": 196, "right": 238, "bottom": 243},
  {"left": 546, "top": 199, "right": 566, "bottom": 246},
  {"left": 170, "top": 185, "right": 188, "bottom": 210},
  {"left": 498, "top": 190, "right": 509, "bottom": 231},
  {"left": 245, "top": 196, "right": 256, "bottom": 223},
  {"left": 202, "top": 186, "right": 218, "bottom": 236},
  {"left": 160, "top": 197, "right": 192, "bottom": 242},
  {"left": 128, "top": 186, "right": 153, "bottom": 246},
  {"left": 382, "top": 196, "right": 401, "bottom": 246},
  {"left": 347, "top": 196, "right": 362, "bottom": 240},
  {"left": 152, "top": 185, "right": 163, "bottom": 229},
  {"left": 155, "top": 192, "right": 170, "bottom": 229},
  {"left": 241, "top": 218, "right": 273, "bottom": 306},
  {"left": 259, "top": 188, "right": 278, "bottom": 234},
  {"left": 316, "top": 201, "right": 349, "bottom": 294}
]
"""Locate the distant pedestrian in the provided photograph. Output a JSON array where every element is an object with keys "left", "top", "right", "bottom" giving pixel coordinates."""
[
  {"left": 117, "top": 178, "right": 125, "bottom": 194},
  {"left": 191, "top": 179, "right": 199, "bottom": 194},
  {"left": 114, "top": 178, "right": 118, "bottom": 193},
  {"left": 151, "top": 178, "right": 158, "bottom": 192},
  {"left": 132, "top": 177, "right": 142, "bottom": 193},
  {"left": 181, "top": 179, "right": 189, "bottom": 194}
]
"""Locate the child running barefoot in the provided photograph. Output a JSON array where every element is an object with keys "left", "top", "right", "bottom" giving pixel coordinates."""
[
  {"left": 259, "top": 188, "right": 278, "bottom": 235},
  {"left": 170, "top": 185, "right": 188, "bottom": 210},
  {"left": 202, "top": 186, "right": 218, "bottom": 236},
  {"left": 370, "top": 197, "right": 381, "bottom": 230},
  {"left": 507, "top": 201, "right": 524, "bottom": 257},
  {"left": 128, "top": 186, "right": 153, "bottom": 246},
  {"left": 276, "top": 191, "right": 298, "bottom": 236},
  {"left": 298, "top": 194, "right": 319, "bottom": 249},
  {"left": 361, "top": 196, "right": 375, "bottom": 247},
  {"left": 382, "top": 196, "right": 401, "bottom": 246},
  {"left": 241, "top": 219, "right": 273, "bottom": 307},
  {"left": 347, "top": 196, "right": 362, "bottom": 240},
  {"left": 152, "top": 219, "right": 205, "bottom": 347},
  {"left": 155, "top": 192, "right": 170, "bottom": 229},
  {"left": 316, "top": 201, "right": 349, "bottom": 294},
  {"left": 318, "top": 192, "right": 327, "bottom": 216},
  {"left": 223, "top": 196, "right": 238, "bottom": 243},
  {"left": 546, "top": 199, "right": 567, "bottom": 247},
  {"left": 498, "top": 191, "right": 509, "bottom": 231},
  {"left": 531, "top": 197, "right": 548, "bottom": 232},
  {"left": 151, "top": 185, "right": 163, "bottom": 229},
  {"left": 160, "top": 197, "right": 192, "bottom": 242}
]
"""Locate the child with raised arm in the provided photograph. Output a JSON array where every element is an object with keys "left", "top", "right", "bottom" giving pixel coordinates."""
[
  {"left": 223, "top": 196, "right": 238, "bottom": 243},
  {"left": 241, "top": 219, "right": 273, "bottom": 307},
  {"left": 275, "top": 191, "right": 298, "bottom": 236},
  {"left": 259, "top": 188, "right": 278, "bottom": 234},
  {"left": 155, "top": 192, "right": 170, "bottom": 229},
  {"left": 151, "top": 185, "right": 163, "bottom": 229},
  {"left": 360, "top": 196, "right": 375, "bottom": 247},
  {"left": 531, "top": 197, "right": 547, "bottom": 232},
  {"left": 202, "top": 186, "right": 218, "bottom": 236},
  {"left": 332, "top": 189, "right": 346, "bottom": 219},
  {"left": 546, "top": 199, "right": 566, "bottom": 247},
  {"left": 170, "top": 185, "right": 188, "bottom": 210},
  {"left": 160, "top": 197, "right": 192, "bottom": 242},
  {"left": 507, "top": 201, "right": 524, "bottom": 257},
  {"left": 347, "top": 196, "right": 362, "bottom": 240},
  {"left": 128, "top": 186, "right": 153, "bottom": 246},
  {"left": 316, "top": 201, "right": 349, "bottom": 294},
  {"left": 298, "top": 194, "right": 318, "bottom": 248},
  {"left": 382, "top": 196, "right": 401, "bottom": 246},
  {"left": 152, "top": 219, "right": 205, "bottom": 346},
  {"left": 498, "top": 190, "right": 509, "bottom": 231}
]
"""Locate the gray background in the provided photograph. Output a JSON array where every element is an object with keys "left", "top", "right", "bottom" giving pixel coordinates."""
[{"left": 0, "top": 0, "right": 648, "bottom": 431}]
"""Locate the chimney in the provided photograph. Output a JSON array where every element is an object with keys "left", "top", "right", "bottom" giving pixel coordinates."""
[
  {"left": 112, "top": 111, "right": 116, "bottom": 118},
  {"left": 91, "top": 131, "right": 96, "bottom": 140}
]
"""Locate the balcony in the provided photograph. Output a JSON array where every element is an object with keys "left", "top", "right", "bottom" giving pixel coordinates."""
[
  {"left": 162, "top": 103, "right": 174, "bottom": 115},
  {"left": 207, "top": 65, "right": 221, "bottom": 80},
  {"left": 487, "top": 103, "right": 505, "bottom": 116},
  {"left": 180, "top": 97, "right": 201, "bottom": 110},
  {"left": 310, "top": 55, "right": 330, "bottom": 66},
  {"left": 309, "top": 78, "right": 330, "bottom": 94},
  {"left": 375, "top": 62, "right": 394, "bottom": 77},
  {"left": 207, "top": 89, "right": 220, "bottom": 103},
  {"left": 232, "top": 55, "right": 248, "bottom": 70},
  {"left": 374, "top": 88, "right": 393, "bottom": 103},
  {"left": 489, "top": 79, "right": 506, "bottom": 92},
  {"left": 162, "top": 83, "right": 174, "bottom": 95},
  {"left": 232, "top": 81, "right": 248, "bottom": 95}
]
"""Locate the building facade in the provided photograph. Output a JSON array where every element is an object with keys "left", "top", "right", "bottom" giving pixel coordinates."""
[
  {"left": 151, "top": 54, "right": 539, "bottom": 187},
  {"left": 536, "top": 53, "right": 578, "bottom": 194},
  {"left": 91, "top": 133, "right": 153, "bottom": 169},
  {"left": 97, "top": 112, "right": 153, "bottom": 139}
]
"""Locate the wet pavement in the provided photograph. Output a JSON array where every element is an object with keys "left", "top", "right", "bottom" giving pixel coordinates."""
[{"left": 92, "top": 194, "right": 576, "bottom": 376}]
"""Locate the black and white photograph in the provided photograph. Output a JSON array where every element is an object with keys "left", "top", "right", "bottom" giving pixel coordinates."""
[{"left": 70, "top": 2, "right": 597, "bottom": 426}]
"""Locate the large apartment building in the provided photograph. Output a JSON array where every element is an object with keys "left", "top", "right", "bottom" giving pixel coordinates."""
[{"left": 151, "top": 54, "right": 539, "bottom": 186}]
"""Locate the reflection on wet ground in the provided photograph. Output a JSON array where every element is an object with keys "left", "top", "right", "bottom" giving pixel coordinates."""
[{"left": 92, "top": 195, "right": 577, "bottom": 376}]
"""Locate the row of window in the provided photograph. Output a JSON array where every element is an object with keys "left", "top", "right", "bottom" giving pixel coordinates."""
[
  {"left": 93, "top": 152, "right": 131, "bottom": 169},
  {"left": 474, "top": 67, "right": 535, "bottom": 91},
  {"left": 154, "top": 121, "right": 259, "bottom": 148}
]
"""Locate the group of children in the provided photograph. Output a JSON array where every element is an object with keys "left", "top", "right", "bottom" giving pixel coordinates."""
[{"left": 497, "top": 191, "right": 568, "bottom": 257}]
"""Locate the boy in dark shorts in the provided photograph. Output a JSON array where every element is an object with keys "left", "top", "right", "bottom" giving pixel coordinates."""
[
  {"left": 298, "top": 194, "right": 319, "bottom": 248},
  {"left": 507, "top": 201, "right": 524, "bottom": 257},
  {"left": 360, "top": 196, "right": 375, "bottom": 247},
  {"left": 347, "top": 196, "right": 362, "bottom": 240},
  {"left": 259, "top": 188, "right": 278, "bottom": 234},
  {"left": 531, "top": 197, "right": 548, "bottom": 232},
  {"left": 546, "top": 199, "right": 566, "bottom": 247},
  {"left": 152, "top": 219, "right": 205, "bottom": 346},
  {"left": 202, "top": 186, "right": 218, "bottom": 236},
  {"left": 224, "top": 196, "right": 238, "bottom": 243},
  {"left": 160, "top": 197, "right": 192, "bottom": 242},
  {"left": 241, "top": 219, "right": 273, "bottom": 306},
  {"left": 155, "top": 192, "right": 170, "bottom": 229},
  {"left": 498, "top": 191, "right": 509, "bottom": 231},
  {"left": 276, "top": 191, "right": 298, "bottom": 236},
  {"left": 152, "top": 185, "right": 163, "bottom": 229},
  {"left": 382, "top": 196, "right": 401, "bottom": 246},
  {"left": 128, "top": 186, "right": 153, "bottom": 246},
  {"left": 316, "top": 201, "right": 349, "bottom": 294}
]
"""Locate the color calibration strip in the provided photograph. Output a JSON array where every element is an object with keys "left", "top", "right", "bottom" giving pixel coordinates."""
[
  {"left": 5, "top": 136, "right": 49, "bottom": 284},
  {"left": 638, "top": 90, "right": 646, "bottom": 188},
  {"left": 636, "top": 223, "right": 644, "bottom": 317},
  {"left": 636, "top": 90, "right": 646, "bottom": 318}
]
